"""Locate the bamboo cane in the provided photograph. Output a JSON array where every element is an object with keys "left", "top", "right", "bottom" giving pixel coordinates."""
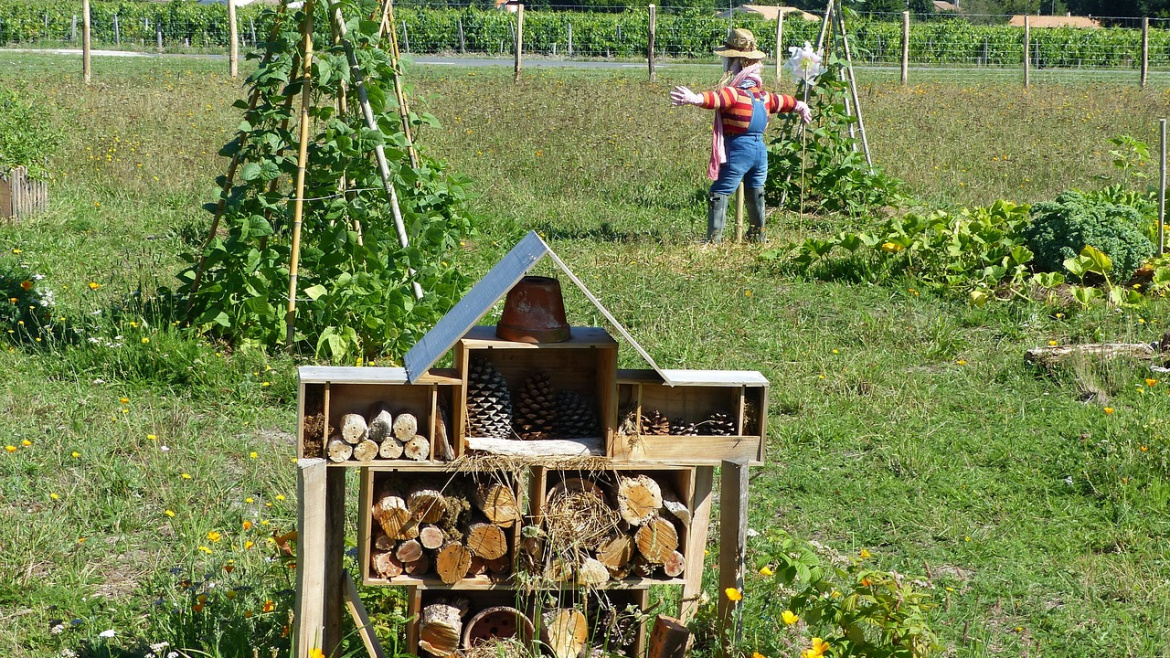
[
  {"left": 328, "top": 0, "right": 423, "bottom": 300},
  {"left": 286, "top": 0, "right": 316, "bottom": 351},
  {"left": 186, "top": 6, "right": 289, "bottom": 315},
  {"left": 378, "top": 0, "right": 420, "bottom": 169},
  {"left": 327, "top": 2, "right": 361, "bottom": 245},
  {"left": 834, "top": 5, "right": 872, "bottom": 171}
]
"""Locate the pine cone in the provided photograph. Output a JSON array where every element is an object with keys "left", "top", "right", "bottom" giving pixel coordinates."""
[
  {"left": 669, "top": 418, "right": 698, "bottom": 436},
  {"left": 702, "top": 412, "right": 736, "bottom": 436},
  {"left": 514, "top": 371, "right": 558, "bottom": 440},
  {"left": 641, "top": 409, "right": 670, "bottom": 436},
  {"left": 555, "top": 390, "right": 597, "bottom": 438},
  {"left": 466, "top": 357, "right": 513, "bottom": 439}
]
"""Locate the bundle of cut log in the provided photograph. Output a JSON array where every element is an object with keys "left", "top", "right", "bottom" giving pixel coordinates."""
[
  {"left": 327, "top": 402, "right": 445, "bottom": 463},
  {"left": 417, "top": 597, "right": 535, "bottom": 658},
  {"left": 528, "top": 473, "right": 690, "bottom": 584},
  {"left": 370, "top": 475, "right": 520, "bottom": 584}
]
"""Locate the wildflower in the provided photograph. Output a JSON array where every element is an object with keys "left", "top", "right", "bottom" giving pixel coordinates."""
[
  {"left": 207, "top": 531, "right": 222, "bottom": 543},
  {"left": 1048, "top": 340, "right": 1058, "bottom": 346},
  {"left": 165, "top": 510, "right": 175, "bottom": 517},
  {"left": 759, "top": 566, "right": 774, "bottom": 576},
  {"left": 244, "top": 541, "right": 255, "bottom": 550},
  {"left": 20, "top": 280, "right": 32, "bottom": 290},
  {"left": 78, "top": 537, "right": 87, "bottom": 544},
  {"left": 802, "top": 638, "right": 829, "bottom": 658},
  {"left": 249, "top": 451, "right": 258, "bottom": 459},
  {"left": 956, "top": 359, "right": 967, "bottom": 365},
  {"left": 71, "top": 451, "right": 80, "bottom": 458},
  {"left": 142, "top": 337, "right": 150, "bottom": 344},
  {"left": 724, "top": 587, "right": 742, "bottom": 602},
  {"left": 243, "top": 520, "right": 252, "bottom": 530},
  {"left": 1140, "top": 445, "right": 1148, "bottom": 452},
  {"left": 196, "top": 594, "right": 207, "bottom": 604},
  {"left": 261, "top": 381, "right": 270, "bottom": 387},
  {"left": 147, "top": 434, "right": 157, "bottom": 441},
  {"left": 225, "top": 563, "right": 235, "bottom": 573},
  {"left": 12, "top": 248, "right": 21, "bottom": 254},
  {"left": 244, "top": 610, "right": 253, "bottom": 618},
  {"left": 1104, "top": 408, "right": 1115, "bottom": 415},
  {"left": 4, "top": 446, "right": 15, "bottom": 453},
  {"left": 860, "top": 548, "right": 872, "bottom": 559},
  {"left": 831, "top": 349, "right": 839, "bottom": 354},
  {"left": 245, "top": 497, "right": 254, "bottom": 504},
  {"left": 192, "top": 603, "right": 204, "bottom": 613},
  {"left": 50, "top": 492, "right": 59, "bottom": 500},
  {"left": 310, "top": 650, "right": 325, "bottom": 658},
  {"left": 99, "top": 629, "right": 116, "bottom": 639},
  {"left": 880, "top": 241, "right": 904, "bottom": 253},
  {"left": 120, "top": 397, "right": 129, "bottom": 404},
  {"left": 1146, "top": 378, "right": 1158, "bottom": 387},
  {"left": 262, "top": 600, "right": 275, "bottom": 613},
  {"left": 198, "top": 546, "right": 212, "bottom": 554},
  {"left": 782, "top": 610, "right": 799, "bottom": 625},
  {"left": 275, "top": 494, "right": 285, "bottom": 501},
  {"left": 226, "top": 589, "right": 237, "bottom": 599},
  {"left": 88, "top": 282, "right": 101, "bottom": 290},
  {"left": 181, "top": 473, "right": 192, "bottom": 479}
]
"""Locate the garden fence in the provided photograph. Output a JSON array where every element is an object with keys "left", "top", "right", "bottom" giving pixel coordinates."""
[{"left": 3, "top": 0, "right": 1170, "bottom": 84}]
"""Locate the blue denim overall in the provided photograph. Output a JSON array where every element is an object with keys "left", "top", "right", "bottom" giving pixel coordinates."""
[{"left": 710, "top": 90, "right": 769, "bottom": 197}]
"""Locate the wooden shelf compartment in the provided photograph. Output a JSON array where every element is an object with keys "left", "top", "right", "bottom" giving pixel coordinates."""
[
  {"left": 359, "top": 467, "right": 523, "bottom": 589},
  {"left": 613, "top": 369, "right": 768, "bottom": 466},
  {"left": 524, "top": 466, "right": 696, "bottom": 588},
  {"left": 405, "top": 586, "right": 651, "bottom": 658},
  {"left": 453, "top": 326, "right": 619, "bottom": 459},
  {"left": 297, "top": 367, "right": 463, "bottom": 466}
]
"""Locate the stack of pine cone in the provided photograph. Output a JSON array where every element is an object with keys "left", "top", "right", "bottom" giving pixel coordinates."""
[{"left": 465, "top": 359, "right": 597, "bottom": 440}]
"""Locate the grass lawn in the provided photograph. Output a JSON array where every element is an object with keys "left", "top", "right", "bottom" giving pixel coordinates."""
[{"left": 1, "top": 52, "right": 1168, "bottom": 657}]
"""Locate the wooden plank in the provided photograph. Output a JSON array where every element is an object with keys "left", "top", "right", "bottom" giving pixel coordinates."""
[
  {"left": 658, "top": 370, "right": 769, "bottom": 387},
  {"left": 405, "top": 587, "right": 422, "bottom": 653},
  {"left": 299, "top": 367, "right": 463, "bottom": 386},
  {"left": 680, "top": 466, "right": 713, "bottom": 623},
  {"left": 460, "top": 325, "right": 617, "bottom": 349},
  {"left": 718, "top": 459, "right": 749, "bottom": 655},
  {"left": 323, "top": 467, "right": 347, "bottom": 654},
  {"left": 344, "top": 573, "right": 388, "bottom": 658},
  {"left": 358, "top": 467, "right": 374, "bottom": 585},
  {"left": 294, "top": 458, "right": 328, "bottom": 658},
  {"left": 466, "top": 436, "right": 603, "bottom": 457},
  {"left": 757, "top": 385, "right": 769, "bottom": 464},
  {"left": 598, "top": 343, "right": 618, "bottom": 459},
  {"left": 620, "top": 435, "right": 762, "bottom": 467},
  {"left": 403, "top": 231, "right": 549, "bottom": 382},
  {"left": 633, "top": 587, "right": 651, "bottom": 658}
]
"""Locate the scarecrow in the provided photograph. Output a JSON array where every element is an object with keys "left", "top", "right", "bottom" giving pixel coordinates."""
[{"left": 671, "top": 28, "right": 812, "bottom": 244}]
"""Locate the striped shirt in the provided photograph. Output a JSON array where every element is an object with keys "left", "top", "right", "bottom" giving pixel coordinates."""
[{"left": 699, "top": 86, "right": 798, "bottom": 135}]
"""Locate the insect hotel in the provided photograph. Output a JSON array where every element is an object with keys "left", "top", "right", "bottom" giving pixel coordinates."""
[{"left": 294, "top": 232, "right": 768, "bottom": 658}]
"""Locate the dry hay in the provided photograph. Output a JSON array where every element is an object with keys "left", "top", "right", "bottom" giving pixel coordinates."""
[
  {"left": 301, "top": 412, "right": 328, "bottom": 458},
  {"left": 461, "top": 636, "right": 534, "bottom": 658},
  {"left": 544, "top": 483, "right": 619, "bottom": 549}
]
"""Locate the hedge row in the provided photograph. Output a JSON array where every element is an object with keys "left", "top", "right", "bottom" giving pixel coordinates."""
[{"left": 1, "top": 0, "right": 1168, "bottom": 67}]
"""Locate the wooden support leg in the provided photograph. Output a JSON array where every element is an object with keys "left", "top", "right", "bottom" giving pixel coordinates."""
[
  {"left": 632, "top": 587, "right": 650, "bottom": 658},
  {"left": 718, "top": 458, "right": 749, "bottom": 657},
  {"left": 405, "top": 586, "right": 423, "bottom": 654},
  {"left": 344, "top": 573, "right": 388, "bottom": 658},
  {"left": 295, "top": 458, "right": 328, "bottom": 658},
  {"left": 323, "top": 466, "right": 347, "bottom": 654},
  {"left": 680, "top": 466, "right": 714, "bottom": 624}
]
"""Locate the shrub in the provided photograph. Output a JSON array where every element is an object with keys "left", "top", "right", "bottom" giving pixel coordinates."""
[
  {"left": 1024, "top": 190, "right": 1155, "bottom": 282},
  {"left": 0, "top": 85, "right": 62, "bottom": 180}
]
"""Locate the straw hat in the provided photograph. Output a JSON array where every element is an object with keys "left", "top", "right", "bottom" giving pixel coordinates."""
[{"left": 714, "top": 28, "right": 766, "bottom": 60}]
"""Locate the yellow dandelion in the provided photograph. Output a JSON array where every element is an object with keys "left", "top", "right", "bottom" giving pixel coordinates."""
[
  {"left": 71, "top": 451, "right": 80, "bottom": 458},
  {"left": 165, "top": 509, "right": 175, "bottom": 517},
  {"left": 860, "top": 548, "right": 872, "bottom": 559},
  {"left": 147, "top": 434, "right": 157, "bottom": 441},
  {"left": 275, "top": 494, "right": 285, "bottom": 501},
  {"left": 1146, "top": 378, "right": 1158, "bottom": 387},
  {"left": 782, "top": 610, "right": 799, "bottom": 625},
  {"left": 181, "top": 473, "right": 192, "bottom": 479},
  {"left": 244, "top": 540, "right": 255, "bottom": 549},
  {"left": 141, "top": 337, "right": 150, "bottom": 344},
  {"left": 245, "top": 497, "right": 254, "bottom": 504},
  {"left": 249, "top": 451, "right": 258, "bottom": 459},
  {"left": 4, "top": 446, "right": 16, "bottom": 453},
  {"left": 243, "top": 520, "right": 253, "bottom": 530},
  {"left": 1104, "top": 407, "right": 1115, "bottom": 415},
  {"left": 207, "top": 531, "right": 222, "bottom": 543},
  {"left": 1048, "top": 340, "right": 1058, "bottom": 346},
  {"left": 21, "top": 439, "right": 31, "bottom": 447},
  {"left": 88, "top": 282, "right": 101, "bottom": 290},
  {"left": 956, "top": 359, "right": 967, "bottom": 365},
  {"left": 50, "top": 492, "right": 59, "bottom": 500},
  {"left": 198, "top": 546, "right": 212, "bottom": 554}
]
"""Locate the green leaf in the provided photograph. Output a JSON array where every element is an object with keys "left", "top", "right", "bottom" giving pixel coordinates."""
[
  {"left": 240, "top": 162, "right": 263, "bottom": 181},
  {"left": 305, "top": 284, "right": 328, "bottom": 301}
]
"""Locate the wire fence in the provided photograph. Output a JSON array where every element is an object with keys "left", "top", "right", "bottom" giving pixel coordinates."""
[{"left": 4, "top": 1, "right": 1170, "bottom": 80}]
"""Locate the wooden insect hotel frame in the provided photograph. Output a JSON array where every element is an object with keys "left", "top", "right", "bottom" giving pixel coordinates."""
[{"left": 294, "top": 232, "right": 767, "bottom": 658}]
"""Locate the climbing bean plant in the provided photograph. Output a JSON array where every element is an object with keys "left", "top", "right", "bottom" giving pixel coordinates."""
[{"left": 176, "top": 0, "right": 476, "bottom": 362}]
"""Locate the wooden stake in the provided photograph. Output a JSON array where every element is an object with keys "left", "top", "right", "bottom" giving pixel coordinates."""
[
  {"left": 734, "top": 183, "right": 745, "bottom": 243},
  {"left": 328, "top": 0, "right": 423, "bottom": 300},
  {"left": 285, "top": 1, "right": 316, "bottom": 351},
  {"left": 294, "top": 459, "right": 327, "bottom": 658},
  {"left": 377, "top": 0, "right": 420, "bottom": 169},
  {"left": 82, "top": 0, "right": 91, "bottom": 84},
  {"left": 514, "top": 4, "right": 524, "bottom": 84},
  {"left": 1023, "top": 16, "right": 1030, "bottom": 88},
  {"left": 229, "top": 0, "right": 239, "bottom": 79},
  {"left": 834, "top": 6, "right": 872, "bottom": 171},
  {"left": 344, "top": 573, "right": 388, "bottom": 658},
  {"left": 1142, "top": 17, "right": 1150, "bottom": 88},
  {"left": 900, "top": 10, "right": 909, "bottom": 85},
  {"left": 647, "top": 4, "right": 656, "bottom": 82},
  {"left": 774, "top": 6, "right": 783, "bottom": 83},
  {"left": 718, "top": 458, "right": 749, "bottom": 656}
]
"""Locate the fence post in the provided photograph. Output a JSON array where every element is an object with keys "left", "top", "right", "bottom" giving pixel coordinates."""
[
  {"left": 228, "top": 0, "right": 239, "bottom": 78},
  {"left": 647, "top": 4, "right": 656, "bottom": 81},
  {"left": 1023, "top": 15, "right": 1030, "bottom": 88},
  {"left": 156, "top": 18, "right": 163, "bottom": 51},
  {"left": 402, "top": 20, "right": 409, "bottom": 53},
  {"left": 71, "top": 14, "right": 77, "bottom": 42},
  {"left": 113, "top": 13, "right": 120, "bottom": 45},
  {"left": 514, "top": 4, "right": 524, "bottom": 83},
  {"left": 1141, "top": 17, "right": 1149, "bottom": 88},
  {"left": 774, "top": 6, "right": 783, "bottom": 82},
  {"left": 900, "top": 10, "right": 909, "bottom": 85},
  {"left": 1161, "top": 118, "right": 1167, "bottom": 255},
  {"left": 457, "top": 17, "right": 466, "bottom": 53},
  {"left": 82, "top": 0, "right": 91, "bottom": 84},
  {"left": 567, "top": 22, "right": 573, "bottom": 58}
]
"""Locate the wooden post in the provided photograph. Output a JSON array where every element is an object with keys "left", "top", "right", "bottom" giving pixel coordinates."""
[
  {"left": 680, "top": 466, "right": 714, "bottom": 623},
  {"left": 774, "top": 6, "right": 783, "bottom": 83},
  {"left": 457, "top": 17, "right": 466, "bottom": 53},
  {"left": 156, "top": 18, "right": 163, "bottom": 51},
  {"left": 514, "top": 4, "right": 524, "bottom": 83},
  {"left": 835, "top": 7, "right": 872, "bottom": 170},
  {"left": 286, "top": 0, "right": 315, "bottom": 352},
  {"left": 113, "top": 13, "right": 120, "bottom": 45},
  {"left": 294, "top": 458, "right": 327, "bottom": 658},
  {"left": 322, "top": 468, "right": 346, "bottom": 654},
  {"left": 567, "top": 22, "right": 573, "bottom": 58},
  {"left": 1023, "top": 15, "right": 1030, "bottom": 88},
  {"left": 71, "top": 14, "right": 77, "bottom": 42},
  {"left": 1161, "top": 118, "right": 1166, "bottom": 255},
  {"left": 900, "top": 10, "right": 909, "bottom": 85},
  {"left": 647, "top": 4, "right": 656, "bottom": 82},
  {"left": 82, "top": 0, "right": 91, "bottom": 85},
  {"left": 229, "top": 0, "right": 239, "bottom": 79},
  {"left": 734, "top": 184, "right": 744, "bottom": 243},
  {"left": 402, "top": 20, "right": 409, "bottom": 52},
  {"left": 1141, "top": 17, "right": 1149, "bottom": 88},
  {"left": 718, "top": 458, "right": 748, "bottom": 656}
]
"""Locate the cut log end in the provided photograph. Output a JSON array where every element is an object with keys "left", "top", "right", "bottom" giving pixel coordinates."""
[
  {"left": 327, "top": 436, "right": 353, "bottom": 463},
  {"left": 541, "top": 608, "right": 588, "bottom": 658},
  {"left": 353, "top": 439, "right": 379, "bottom": 462},
  {"left": 419, "top": 603, "right": 463, "bottom": 658},
  {"left": 405, "top": 434, "right": 430, "bottom": 461},
  {"left": 393, "top": 412, "right": 419, "bottom": 441},
  {"left": 341, "top": 413, "right": 369, "bottom": 444},
  {"left": 467, "top": 522, "right": 508, "bottom": 560},
  {"left": 379, "top": 436, "right": 405, "bottom": 459},
  {"left": 617, "top": 474, "right": 663, "bottom": 526},
  {"left": 436, "top": 541, "right": 473, "bottom": 585}
]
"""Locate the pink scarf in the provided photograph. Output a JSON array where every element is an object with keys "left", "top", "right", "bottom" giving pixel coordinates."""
[{"left": 708, "top": 62, "right": 764, "bottom": 181}]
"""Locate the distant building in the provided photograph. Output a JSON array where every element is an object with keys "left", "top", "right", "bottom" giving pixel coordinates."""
[
  {"left": 716, "top": 5, "right": 819, "bottom": 22},
  {"left": 495, "top": 0, "right": 522, "bottom": 11},
  {"left": 933, "top": 1, "right": 959, "bottom": 11},
  {"left": 1008, "top": 14, "right": 1102, "bottom": 28}
]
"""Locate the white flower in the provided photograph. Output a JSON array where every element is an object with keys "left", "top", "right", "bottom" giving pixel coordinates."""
[
  {"left": 98, "top": 629, "right": 116, "bottom": 638},
  {"left": 160, "top": 445, "right": 170, "bottom": 452},
  {"left": 32, "top": 274, "right": 45, "bottom": 280},
  {"left": 785, "top": 41, "right": 825, "bottom": 83},
  {"left": 150, "top": 642, "right": 170, "bottom": 651}
]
